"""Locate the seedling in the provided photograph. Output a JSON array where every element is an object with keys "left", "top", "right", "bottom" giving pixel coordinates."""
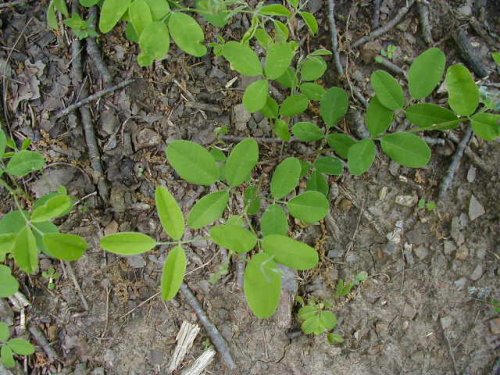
[
  {"left": 42, "top": 267, "right": 61, "bottom": 290},
  {"left": 380, "top": 44, "right": 398, "bottom": 60},
  {"left": 0, "top": 321, "right": 35, "bottom": 368}
]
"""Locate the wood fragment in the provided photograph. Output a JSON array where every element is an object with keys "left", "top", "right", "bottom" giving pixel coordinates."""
[
  {"left": 352, "top": 0, "right": 416, "bottom": 48},
  {"left": 276, "top": 265, "right": 297, "bottom": 329},
  {"left": 326, "top": 0, "right": 344, "bottom": 75},
  {"left": 372, "top": 0, "right": 382, "bottom": 29},
  {"left": 28, "top": 325, "right": 59, "bottom": 362},
  {"left": 86, "top": 7, "right": 113, "bottom": 84},
  {"left": 375, "top": 56, "right": 406, "bottom": 77},
  {"left": 417, "top": 0, "right": 433, "bottom": 45},
  {"left": 453, "top": 28, "right": 488, "bottom": 78},
  {"left": 168, "top": 321, "right": 201, "bottom": 374},
  {"left": 179, "top": 283, "right": 236, "bottom": 371},
  {"left": 181, "top": 348, "right": 216, "bottom": 375}
]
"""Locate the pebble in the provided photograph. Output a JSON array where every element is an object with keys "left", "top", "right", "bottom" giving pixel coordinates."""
[
  {"left": 466, "top": 166, "right": 477, "bottom": 183},
  {"left": 395, "top": 194, "right": 418, "bottom": 207},
  {"left": 440, "top": 316, "right": 453, "bottom": 330},
  {"left": 413, "top": 246, "right": 429, "bottom": 260},
  {"left": 127, "top": 255, "right": 146, "bottom": 269},
  {"left": 100, "top": 109, "right": 119, "bottom": 136},
  {"left": 232, "top": 104, "right": 251, "bottom": 131},
  {"left": 469, "top": 264, "right": 483, "bottom": 281},
  {"left": 468, "top": 195, "right": 485, "bottom": 221},
  {"left": 104, "top": 220, "right": 119, "bottom": 235},
  {"left": 443, "top": 240, "right": 457, "bottom": 255},
  {"left": 489, "top": 318, "right": 500, "bottom": 335},
  {"left": 454, "top": 277, "right": 467, "bottom": 290},
  {"left": 455, "top": 245, "right": 469, "bottom": 260},
  {"left": 134, "top": 128, "right": 162, "bottom": 150}
]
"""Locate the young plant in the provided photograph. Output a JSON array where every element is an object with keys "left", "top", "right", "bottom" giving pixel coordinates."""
[
  {"left": 0, "top": 321, "right": 35, "bottom": 368},
  {"left": 42, "top": 267, "right": 62, "bottom": 290}
]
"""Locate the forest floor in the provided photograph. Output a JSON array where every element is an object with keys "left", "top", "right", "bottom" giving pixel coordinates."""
[{"left": 0, "top": 0, "right": 499, "bottom": 374}]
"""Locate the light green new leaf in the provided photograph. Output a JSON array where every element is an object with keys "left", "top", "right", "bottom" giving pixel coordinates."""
[
  {"left": 261, "top": 205, "right": 288, "bottom": 237},
  {"left": 99, "top": 0, "right": 132, "bottom": 33},
  {"left": 244, "top": 253, "right": 282, "bottom": 318},
  {"left": 31, "top": 195, "right": 72, "bottom": 223},
  {"left": 222, "top": 41, "right": 262, "bottom": 76},
  {"left": 43, "top": 233, "right": 88, "bottom": 261},
  {"left": 169, "top": 12, "right": 207, "bottom": 57},
  {"left": 299, "top": 11, "right": 318, "bottom": 34},
  {"left": 225, "top": 138, "right": 259, "bottom": 187},
  {"left": 347, "top": 139, "right": 376, "bottom": 176},
  {"left": 14, "top": 227, "right": 38, "bottom": 274},
  {"left": 161, "top": 245, "right": 186, "bottom": 300},
  {"left": 243, "top": 80, "right": 268, "bottom": 113},
  {"left": 300, "top": 309, "right": 337, "bottom": 335},
  {"left": 6, "top": 150, "right": 45, "bottom": 177},
  {"left": 100, "top": 232, "right": 157, "bottom": 255},
  {"left": 408, "top": 47, "right": 446, "bottom": 99},
  {"left": 260, "top": 96, "right": 279, "bottom": 119},
  {"left": 445, "top": 64, "right": 479, "bottom": 116},
  {"left": 259, "top": 4, "right": 291, "bottom": 17},
  {"left": 274, "top": 119, "right": 291, "bottom": 141},
  {"left": 166, "top": 140, "right": 219, "bottom": 185},
  {"left": 210, "top": 224, "right": 257, "bottom": 254},
  {"left": 144, "top": 0, "right": 170, "bottom": 20},
  {"left": 371, "top": 70, "right": 405, "bottom": 110},
  {"left": 292, "top": 122, "right": 324, "bottom": 141},
  {"left": 244, "top": 186, "right": 261, "bottom": 216},
  {"left": 320, "top": 87, "right": 349, "bottom": 127},
  {"left": 366, "top": 96, "right": 394, "bottom": 137},
  {"left": 47, "top": 1, "right": 58, "bottom": 30},
  {"left": 1, "top": 345, "right": 15, "bottom": 368},
  {"left": 276, "top": 67, "right": 298, "bottom": 89},
  {"left": 326, "top": 133, "right": 356, "bottom": 159},
  {"left": 7, "top": 338, "right": 35, "bottom": 355},
  {"left": 306, "top": 171, "right": 329, "bottom": 196},
  {"left": 265, "top": 43, "right": 295, "bottom": 80},
  {"left": 271, "top": 157, "right": 301, "bottom": 199},
  {"left": 300, "top": 56, "right": 327, "bottom": 81},
  {"left": 300, "top": 82, "right": 326, "bottom": 101},
  {"left": 188, "top": 191, "right": 229, "bottom": 229},
  {"left": 137, "top": 21, "right": 170, "bottom": 66},
  {"left": 0, "top": 265, "right": 19, "bottom": 298},
  {"left": 0, "top": 129, "right": 7, "bottom": 159},
  {"left": 262, "top": 235, "right": 319, "bottom": 270},
  {"left": 155, "top": 186, "right": 184, "bottom": 240},
  {"left": 0, "top": 234, "right": 15, "bottom": 260},
  {"left": 0, "top": 321, "right": 9, "bottom": 341},
  {"left": 288, "top": 191, "right": 329, "bottom": 223},
  {"left": 80, "top": 0, "right": 101, "bottom": 6},
  {"left": 129, "top": 0, "right": 153, "bottom": 36},
  {"left": 280, "top": 94, "right": 309, "bottom": 117},
  {"left": 406, "top": 103, "right": 459, "bottom": 128},
  {"left": 470, "top": 113, "right": 500, "bottom": 141},
  {"left": 53, "top": 0, "right": 69, "bottom": 17},
  {"left": 381, "top": 132, "right": 431, "bottom": 168},
  {"left": 197, "top": 0, "right": 230, "bottom": 27},
  {"left": 315, "top": 156, "right": 343, "bottom": 176}
]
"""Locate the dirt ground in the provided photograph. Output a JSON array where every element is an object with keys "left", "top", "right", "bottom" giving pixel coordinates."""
[{"left": 0, "top": 0, "right": 499, "bottom": 374}]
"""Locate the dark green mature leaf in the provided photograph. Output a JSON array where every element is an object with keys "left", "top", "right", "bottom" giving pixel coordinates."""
[
  {"left": 166, "top": 140, "right": 219, "bottom": 185},
  {"left": 225, "top": 138, "right": 259, "bottom": 187},
  {"left": 31, "top": 195, "right": 72, "bottom": 223},
  {"left": 43, "top": 233, "right": 88, "bottom": 261},
  {"left": 408, "top": 47, "right": 446, "bottom": 99},
  {"left": 0, "top": 265, "right": 19, "bottom": 298},
  {"left": 300, "top": 56, "right": 327, "bottom": 81},
  {"left": 222, "top": 41, "right": 262, "bottom": 76},
  {"left": 381, "top": 132, "right": 431, "bottom": 167},
  {"left": 445, "top": 64, "right": 479, "bottom": 116},
  {"left": 262, "top": 235, "right": 319, "bottom": 270},
  {"left": 14, "top": 227, "right": 38, "bottom": 274},
  {"left": 274, "top": 119, "right": 291, "bottom": 141},
  {"left": 347, "top": 139, "right": 376, "bottom": 176},
  {"left": 161, "top": 245, "right": 186, "bottom": 300},
  {"left": 406, "top": 103, "right": 459, "bottom": 128},
  {"left": 265, "top": 43, "right": 295, "bottom": 80},
  {"left": 99, "top": 0, "right": 131, "bottom": 33},
  {"left": 244, "top": 253, "right": 282, "bottom": 318},
  {"left": 326, "top": 133, "right": 356, "bottom": 159},
  {"left": 137, "top": 21, "right": 170, "bottom": 66},
  {"left": 210, "top": 224, "right": 257, "bottom": 254},
  {"left": 306, "top": 171, "right": 329, "bottom": 196},
  {"left": 280, "top": 94, "right": 309, "bottom": 117},
  {"left": 315, "top": 156, "right": 343, "bottom": 176},
  {"left": 259, "top": 4, "right": 291, "bottom": 17},
  {"left": 371, "top": 70, "right": 404, "bottom": 110},
  {"left": 261, "top": 204, "right": 288, "bottom": 236},
  {"left": 100, "top": 232, "right": 157, "bottom": 255},
  {"left": 276, "top": 67, "right": 298, "bottom": 89},
  {"left": 300, "top": 82, "right": 326, "bottom": 101},
  {"left": 7, "top": 338, "right": 35, "bottom": 355},
  {"left": 145, "top": 0, "right": 170, "bottom": 20},
  {"left": 299, "top": 11, "right": 318, "bottom": 34},
  {"left": 288, "top": 191, "right": 329, "bottom": 223},
  {"left": 366, "top": 96, "right": 393, "bottom": 137},
  {"left": 169, "top": 12, "right": 206, "bottom": 57},
  {"left": 243, "top": 80, "right": 269, "bottom": 112},
  {"left": 129, "top": 0, "right": 153, "bottom": 36},
  {"left": 271, "top": 157, "right": 301, "bottom": 199},
  {"left": 260, "top": 96, "right": 279, "bottom": 119},
  {"left": 292, "top": 122, "right": 324, "bottom": 141},
  {"left": 155, "top": 186, "right": 184, "bottom": 240},
  {"left": 470, "top": 113, "right": 500, "bottom": 140},
  {"left": 6, "top": 150, "right": 45, "bottom": 177},
  {"left": 188, "top": 191, "right": 229, "bottom": 229},
  {"left": 320, "top": 87, "right": 348, "bottom": 127}
]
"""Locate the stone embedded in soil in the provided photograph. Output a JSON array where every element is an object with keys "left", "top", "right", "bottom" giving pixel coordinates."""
[
  {"left": 133, "top": 128, "right": 162, "bottom": 150},
  {"left": 100, "top": 109, "right": 119, "bottom": 136},
  {"left": 413, "top": 246, "right": 429, "bottom": 260},
  {"left": 455, "top": 245, "right": 469, "bottom": 260},
  {"left": 454, "top": 277, "right": 467, "bottom": 290},
  {"left": 440, "top": 316, "right": 453, "bottom": 330},
  {"left": 104, "top": 220, "right": 119, "bottom": 235},
  {"left": 127, "top": 255, "right": 146, "bottom": 269},
  {"left": 489, "top": 318, "right": 500, "bottom": 335},
  {"left": 468, "top": 195, "right": 485, "bottom": 221},
  {"left": 395, "top": 195, "right": 419, "bottom": 207},
  {"left": 451, "top": 217, "right": 465, "bottom": 246},
  {"left": 467, "top": 166, "right": 477, "bottom": 183},
  {"left": 469, "top": 264, "right": 483, "bottom": 281},
  {"left": 232, "top": 104, "right": 251, "bottom": 131},
  {"left": 443, "top": 240, "right": 457, "bottom": 255}
]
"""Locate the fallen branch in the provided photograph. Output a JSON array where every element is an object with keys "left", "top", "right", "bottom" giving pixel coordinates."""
[
  {"left": 447, "top": 131, "right": 490, "bottom": 173},
  {"left": 375, "top": 56, "right": 406, "bottom": 77},
  {"left": 326, "top": 0, "right": 344, "bottom": 76},
  {"left": 28, "top": 325, "right": 59, "bottom": 363},
  {"left": 417, "top": 0, "right": 433, "bottom": 45},
  {"left": 352, "top": 0, "right": 416, "bottom": 48},
  {"left": 180, "top": 283, "right": 236, "bottom": 371},
  {"left": 372, "top": 0, "right": 382, "bottom": 29},
  {"left": 422, "top": 136, "right": 445, "bottom": 145},
  {"left": 453, "top": 27, "right": 488, "bottom": 78},
  {"left": 86, "top": 7, "right": 113, "bottom": 84}
]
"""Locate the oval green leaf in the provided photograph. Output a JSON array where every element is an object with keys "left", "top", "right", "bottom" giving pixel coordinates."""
[
  {"left": 129, "top": 0, "right": 153, "bottom": 36},
  {"left": 222, "top": 41, "right": 262, "bottom": 76},
  {"left": 99, "top": 0, "right": 131, "bottom": 33},
  {"left": 276, "top": 67, "right": 298, "bottom": 89},
  {"left": 470, "top": 113, "right": 500, "bottom": 141},
  {"left": 366, "top": 96, "right": 394, "bottom": 137},
  {"left": 347, "top": 139, "right": 376, "bottom": 176},
  {"left": 261, "top": 204, "right": 288, "bottom": 237},
  {"left": 265, "top": 43, "right": 295, "bottom": 80},
  {"left": 271, "top": 157, "right": 301, "bottom": 199},
  {"left": 42, "top": 233, "right": 88, "bottom": 261},
  {"left": 155, "top": 186, "right": 184, "bottom": 240},
  {"left": 292, "top": 122, "right": 324, "bottom": 142},
  {"left": 408, "top": 47, "right": 446, "bottom": 99},
  {"left": 210, "top": 224, "right": 257, "bottom": 254},
  {"left": 6, "top": 150, "right": 45, "bottom": 177},
  {"left": 138, "top": 21, "right": 170, "bottom": 66},
  {"left": 326, "top": 133, "right": 356, "bottom": 159},
  {"left": 188, "top": 190, "right": 229, "bottom": 229},
  {"left": 274, "top": 119, "right": 291, "bottom": 141},
  {"left": 381, "top": 132, "right": 431, "bottom": 168},
  {"left": 243, "top": 79, "right": 269, "bottom": 113},
  {"left": 262, "top": 235, "right": 318, "bottom": 270},
  {"left": 300, "top": 56, "right": 327, "bottom": 81},
  {"left": 288, "top": 191, "right": 329, "bottom": 223},
  {"left": 371, "top": 70, "right": 404, "bottom": 110},
  {"left": 225, "top": 138, "right": 259, "bottom": 187},
  {"left": 315, "top": 156, "right": 343, "bottom": 176},
  {"left": 259, "top": 4, "right": 291, "bottom": 17},
  {"left": 300, "top": 82, "right": 326, "bottom": 101},
  {"left": 306, "top": 171, "right": 329, "bottom": 196},
  {"left": 31, "top": 195, "right": 72, "bottom": 223},
  {"left": 445, "top": 64, "right": 479, "bottom": 116},
  {"left": 14, "top": 227, "right": 38, "bottom": 274},
  {"left": 0, "top": 265, "right": 19, "bottom": 298},
  {"left": 169, "top": 12, "right": 206, "bottom": 57},
  {"left": 320, "top": 87, "right": 349, "bottom": 127},
  {"left": 100, "top": 232, "right": 157, "bottom": 255},
  {"left": 299, "top": 11, "right": 318, "bottom": 34},
  {"left": 280, "top": 94, "right": 309, "bottom": 117},
  {"left": 7, "top": 338, "right": 35, "bottom": 355},
  {"left": 260, "top": 95, "right": 279, "bottom": 119},
  {"left": 406, "top": 103, "right": 459, "bottom": 128},
  {"left": 161, "top": 245, "right": 186, "bottom": 301},
  {"left": 144, "top": 0, "right": 170, "bottom": 20}
]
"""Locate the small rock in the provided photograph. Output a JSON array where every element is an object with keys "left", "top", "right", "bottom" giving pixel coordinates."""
[
  {"left": 127, "top": 255, "right": 146, "bottom": 269},
  {"left": 454, "top": 277, "right": 467, "bottom": 290},
  {"left": 327, "top": 249, "right": 343, "bottom": 258},
  {"left": 443, "top": 241, "right": 457, "bottom": 255},
  {"left": 490, "top": 318, "right": 500, "bottom": 335},
  {"left": 232, "top": 104, "right": 251, "bottom": 131},
  {"left": 440, "top": 316, "right": 453, "bottom": 330},
  {"left": 403, "top": 304, "right": 417, "bottom": 320},
  {"left": 395, "top": 194, "right": 418, "bottom": 207},
  {"left": 133, "top": 128, "right": 162, "bottom": 150},
  {"left": 413, "top": 246, "right": 429, "bottom": 260},
  {"left": 469, "top": 264, "right": 483, "bottom": 281},
  {"left": 466, "top": 166, "right": 476, "bottom": 183},
  {"left": 468, "top": 195, "right": 485, "bottom": 221},
  {"left": 455, "top": 245, "right": 469, "bottom": 260},
  {"left": 100, "top": 109, "right": 119, "bottom": 136},
  {"left": 104, "top": 220, "right": 119, "bottom": 235}
]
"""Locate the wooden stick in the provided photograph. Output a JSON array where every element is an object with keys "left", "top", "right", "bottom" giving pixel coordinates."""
[
  {"left": 168, "top": 321, "right": 201, "bottom": 374},
  {"left": 326, "top": 0, "right": 344, "bottom": 76},
  {"left": 86, "top": 7, "right": 113, "bottom": 84},
  {"left": 417, "top": 0, "right": 433, "bottom": 45},
  {"left": 28, "top": 325, "right": 59, "bottom": 362}
]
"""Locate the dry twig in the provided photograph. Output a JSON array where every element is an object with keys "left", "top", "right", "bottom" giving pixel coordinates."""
[
  {"left": 372, "top": 0, "right": 382, "bottom": 29},
  {"left": 62, "top": 261, "right": 89, "bottom": 311},
  {"left": 375, "top": 56, "right": 406, "bottom": 77},
  {"left": 28, "top": 325, "right": 59, "bottom": 362},
  {"left": 86, "top": 7, "right": 113, "bottom": 84},
  {"left": 326, "top": 0, "right": 344, "bottom": 76},
  {"left": 447, "top": 132, "right": 490, "bottom": 173},
  {"left": 181, "top": 348, "right": 216, "bottom": 375},
  {"left": 417, "top": 0, "right": 433, "bottom": 45},
  {"left": 453, "top": 27, "right": 488, "bottom": 78}
]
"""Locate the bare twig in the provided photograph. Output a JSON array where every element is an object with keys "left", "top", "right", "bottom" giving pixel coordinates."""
[
  {"left": 86, "top": 7, "right": 113, "bottom": 84},
  {"left": 180, "top": 283, "right": 236, "bottom": 371},
  {"left": 326, "top": 0, "right": 344, "bottom": 76},
  {"left": 352, "top": 0, "right": 416, "bottom": 48},
  {"left": 168, "top": 321, "right": 201, "bottom": 373},
  {"left": 417, "top": 0, "right": 433, "bottom": 45},
  {"left": 372, "top": 0, "right": 382, "bottom": 29},
  {"left": 375, "top": 56, "right": 406, "bottom": 77},
  {"left": 453, "top": 27, "right": 488, "bottom": 78},
  {"left": 63, "top": 261, "right": 89, "bottom": 311},
  {"left": 28, "top": 325, "right": 59, "bottom": 362},
  {"left": 447, "top": 132, "right": 490, "bottom": 173}
]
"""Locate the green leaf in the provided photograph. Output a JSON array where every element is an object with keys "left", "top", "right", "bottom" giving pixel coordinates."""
[
  {"left": 47, "top": 1, "right": 58, "bottom": 30},
  {"left": 188, "top": 191, "right": 229, "bottom": 229},
  {"left": 137, "top": 21, "right": 170, "bottom": 66},
  {"left": 371, "top": 70, "right": 405, "bottom": 110},
  {"left": 260, "top": 96, "right": 279, "bottom": 119},
  {"left": 42, "top": 233, "right": 88, "bottom": 261},
  {"left": 222, "top": 41, "right": 262, "bottom": 76},
  {"left": 244, "top": 253, "right": 282, "bottom": 318},
  {"left": 280, "top": 94, "right": 309, "bottom": 117},
  {"left": 168, "top": 12, "right": 206, "bottom": 57},
  {"left": 445, "top": 64, "right": 479, "bottom": 116},
  {"left": 306, "top": 171, "right": 329, "bottom": 196},
  {"left": 0, "top": 322, "right": 9, "bottom": 341},
  {"left": 80, "top": 0, "right": 101, "bottom": 6},
  {"left": 243, "top": 80, "right": 269, "bottom": 112},
  {"left": 53, "top": 0, "right": 69, "bottom": 17},
  {"left": 366, "top": 96, "right": 394, "bottom": 137},
  {"left": 300, "top": 57, "right": 327, "bottom": 81},
  {"left": 6, "top": 150, "right": 45, "bottom": 177},
  {"left": 0, "top": 129, "right": 7, "bottom": 159},
  {"left": 161, "top": 245, "right": 186, "bottom": 300},
  {"left": 261, "top": 205, "right": 288, "bottom": 237},
  {"left": 408, "top": 47, "right": 446, "bottom": 99},
  {"left": 225, "top": 138, "right": 259, "bottom": 187},
  {"left": 320, "top": 87, "right": 349, "bottom": 127},
  {"left": 493, "top": 52, "right": 500, "bottom": 65},
  {"left": 276, "top": 67, "right": 298, "bottom": 89},
  {"left": 265, "top": 43, "right": 295, "bottom": 80},
  {"left": 327, "top": 332, "right": 344, "bottom": 344},
  {"left": 274, "top": 119, "right": 291, "bottom": 141},
  {"left": 244, "top": 186, "right": 261, "bottom": 216},
  {"left": 347, "top": 139, "right": 376, "bottom": 176},
  {"left": 326, "top": 133, "right": 356, "bottom": 159},
  {"left": 300, "top": 82, "right": 326, "bottom": 101},
  {"left": 99, "top": 0, "right": 132, "bottom": 33},
  {"left": 31, "top": 195, "right": 72, "bottom": 223},
  {"left": 262, "top": 235, "right": 318, "bottom": 270},
  {"left": 301, "top": 310, "right": 337, "bottom": 335},
  {"left": 0, "top": 234, "right": 16, "bottom": 261},
  {"left": 259, "top": 4, "right": 291, "bottom": 17},
  {"left": 14, "top": 227, "right": 38, "bottom": 274},
  {"left": 315, "top": 156, "right": 343, "bottom": 176},
  {"left": 299, "top": 160, "right": 312, "bottom": 178},
  {"left": 270, "top": 157, "right": 301, "bottom": 199},
  {"left": 299, "top": 11, "right": 318, "bottom": 34},
  {"left": 145, "top": 0, "right": 170, "bottom": 20},
  {"left": 1, "top": 345, "right": 15, "bottom": 368},
  {"left": 381, "top": 132, "right": 431, "bottom": 167},
  {"left": 288, "top": 191, "right": 329, "bottom": 223},
  {"left": 309, "top": 49, "right": 333, "bottom": 57},
  {"left": 100, "top": 232, "right": 157, "bottom": 255},
  {"left": 129, "top": 0, "right": 153, "bottom": 36},
  {"left": 470, "top": 113, "right": 500, "bottom": 141},
  {"left": 254, "top": 28, "right": 273, "bottom": 49},
  {"left": 0, "top": 265, "right": 19, "bottom": 298},
  {"left": 288, "top": 0, "right": 299, "bottom": 8},
  {"left": 210, "top": 224, "right": 257, "bottom": 254},
  {"left": 7, "top": 338, "right": 35, "bottom": 355},
  {"left": 155, "top": 186, "right": 184, "bottom": 240},
  {"left": 406, "top": 103, "right": 459, "bottom": 129},
  {"left": 197, "top": 0, "right": 230, "bottom": 27},
  {"left": 166, "top": 140, "right": 219, "bottom": 185},
  {"left": 126, "top": 22, "right": 140, "bottom": 43},
  {"left": 292, "top": 122, "right": 324, "bottom": 141}
]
